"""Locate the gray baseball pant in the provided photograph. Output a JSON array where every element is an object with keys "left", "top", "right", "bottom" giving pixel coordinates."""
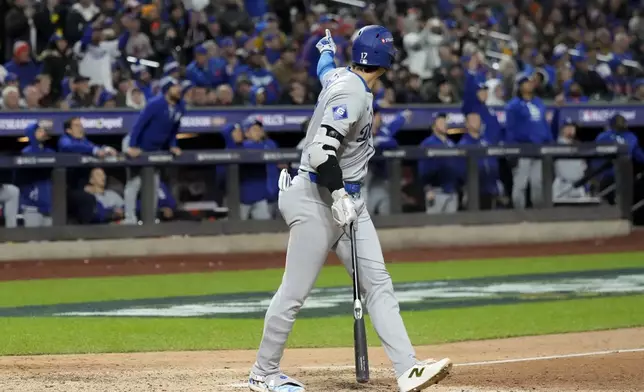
[
  {"left": 0, "top": 184, "right": 19, "bottom": 228},
  {"left": 123, "top": 172, "right": 160, "bottom": 223},
  {"left": 364, "top": 172, "right": 390, "bottom": 215},
  {"left": 512, "top": 158, "right": 543, "bottom": 209},
  {"left": 252, "top": 174, "right": 417, "bottom": 379},
  {"left": 240, "top": 200, "right": 272, "bottom": 220},
  {"left": 426, "top": 191, "right": 458, "bottom": 214}
]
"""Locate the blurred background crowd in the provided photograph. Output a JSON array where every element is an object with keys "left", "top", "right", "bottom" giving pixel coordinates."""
[
  {"left": 0, "top": 0, "right": 643, "bottom": 229},
  {"left": 1, "top": 0, "right": 644, "bottom": 111}
]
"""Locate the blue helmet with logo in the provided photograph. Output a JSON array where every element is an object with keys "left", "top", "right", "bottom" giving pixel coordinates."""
[{"left": 352, "top": 25, "right": 396, "bottom": 69}]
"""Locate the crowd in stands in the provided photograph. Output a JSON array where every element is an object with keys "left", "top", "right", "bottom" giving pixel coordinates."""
[
  {"left": 1, "top": 0, "right": 644, "bottom": 111},
  {"left": 1, "top": 0, "right": 644, "bottom": 228}
]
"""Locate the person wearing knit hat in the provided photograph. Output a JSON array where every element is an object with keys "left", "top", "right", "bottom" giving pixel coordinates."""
[
  {"left": 122, "top": 74, "right": 184, "bottom": 224},
  {"left": 3, "top": 41, "right": 40, "bottom": 90},
  {"left": 163, "top": 60, "right": 180, "bottom": 79}
]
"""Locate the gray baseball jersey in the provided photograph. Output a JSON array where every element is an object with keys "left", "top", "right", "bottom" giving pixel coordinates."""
[{"left": 298, "top": 67, "right": 375, "bottom": 183}]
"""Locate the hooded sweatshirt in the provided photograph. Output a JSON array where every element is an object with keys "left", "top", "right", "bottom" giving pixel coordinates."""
[{"left": 19, "top": 123, "right": 55, "bottom": 215}]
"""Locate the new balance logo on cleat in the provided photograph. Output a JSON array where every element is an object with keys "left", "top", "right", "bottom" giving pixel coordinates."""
[{"left": 408, "top": 368, "right": 425, "bottom": 378}]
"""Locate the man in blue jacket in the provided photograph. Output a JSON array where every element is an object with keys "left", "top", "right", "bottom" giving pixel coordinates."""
[
  {"left": 59, "top": 116, "right": 117, "bottom": 157},
  {"left": 364, "top": 105, "right": 411, "bottom": 215},
  {"left": 123, "top": 76, "right": 184, "bottom": 224},
  {"left": 59, "top": 116, "right": 117, "bottom": 223},
  {"left": 186, "top": 44, "right": 227, "bottom": 88},
  {"left": 238, "top": 117, "right": 274, "bottom": 220},
  {"left": 19, "top": 122, "right": 54, "bottom": 227},
  {"left": 418, "top": 113, "right": 460, "bottom": 214},
  {"left": 505, "top": 72, "right": 553, "bottom": 209},
  {"left": 595, "top": 114, "right": 644, "bottom": 204},
  {"left": 458, "top": 113, "right": 503, "bottom": 210},
  {"left": 462, "top": 56, "right": 503, "bottom": 144}
]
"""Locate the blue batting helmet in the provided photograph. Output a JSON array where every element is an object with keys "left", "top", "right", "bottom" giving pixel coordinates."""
[{"left": 352, "top": 25, "right": 396, "bottom": 69}]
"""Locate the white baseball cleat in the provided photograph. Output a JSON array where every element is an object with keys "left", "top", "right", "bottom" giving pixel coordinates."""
[
  {"left": 248, "top": 371, "right": 305, "bottom": 392},
  {"left": 397, "top": 358, "right": 452, "bottom": 392}
]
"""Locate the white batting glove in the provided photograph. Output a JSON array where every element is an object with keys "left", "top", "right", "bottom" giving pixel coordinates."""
[
  {"left": 316, "top": 29, "right": 336, "bottom": 55},
  {"left": 278, "top": 168, "right": 292, "bottom": 191},
  {"left": 331, "top": 188, "right": 357, "bottom": 227}
]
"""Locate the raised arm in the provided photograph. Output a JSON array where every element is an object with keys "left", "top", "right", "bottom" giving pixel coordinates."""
[{"left": 315, "top": 29, "right": 337, "bottom": 84}]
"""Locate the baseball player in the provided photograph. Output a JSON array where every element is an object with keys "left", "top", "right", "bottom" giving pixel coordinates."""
[{"left": 249, "top": 26, "right": 452, "bottom": 392}]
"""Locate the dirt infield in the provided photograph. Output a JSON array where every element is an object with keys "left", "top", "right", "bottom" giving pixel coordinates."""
[
  {"left": 1, "top": 328, "right": 642, "bottom": 391},
  {"left": 2, "top": 230, "right": 643, "bottom": 281}
]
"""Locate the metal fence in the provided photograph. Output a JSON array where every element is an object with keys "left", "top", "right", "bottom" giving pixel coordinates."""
[{"left": 0, "top": 143, "right": 633, "bottom": 243}]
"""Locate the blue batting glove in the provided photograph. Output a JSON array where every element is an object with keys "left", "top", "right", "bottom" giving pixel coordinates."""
[{"left": 316, "top": 29, "right": 336, "bottom": 55}]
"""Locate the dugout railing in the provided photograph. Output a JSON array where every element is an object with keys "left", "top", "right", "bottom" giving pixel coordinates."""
[{"left": 0, "top": 143, "right": 632, "bottom": 243}]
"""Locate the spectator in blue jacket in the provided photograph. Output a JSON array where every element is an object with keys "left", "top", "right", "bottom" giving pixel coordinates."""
[
  {"left": 59, "top": 115, "right": 118, "bottom": 223},
  {"left": 59, "top": 116, "right": 117, "bottom": 157},
  {"left": 136, "top": 181, "right": 178, "bottom": 222},
  {"left": 365, "top": 106, "right": 411, "bottom": 216},
  {"left": 19, "top": 122, "right": 54, "bottom": 227},
  {"left": 4, "top": 41, "right": 41, "bottom": 90},
  {"left": 595, "top": 114, "right": 644, "bottom": 203},
  {"left": 123, "top": 76, "right": 184, "bottom": 224},
  {"left": 186, "top": 44, "right": 226, "bottom": 88},
  {"left": 458, "top": 113, "right": 503, "bottom": 210},
  {"left": 243, "top": 49, "right": 280, "bottom": 104},
  {"left": 132, "top": 64, "right": 155, "bottom": 99},
  {"left": 238, "top": 117, "right": 273, "bottom": 220},
  {"left": 505, "top": 72, "right": 553, "bottom": 209},
  {"left": 462, "top": 55, "right": 503, "bottom": 144},
  {"left": 418, "top": 113, "right": 460, "bottom": 214}
]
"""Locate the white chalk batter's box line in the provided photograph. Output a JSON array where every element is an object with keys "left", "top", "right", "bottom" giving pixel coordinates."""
[{"left": 222, "top": 347, "right": 644, "bottom": 386}]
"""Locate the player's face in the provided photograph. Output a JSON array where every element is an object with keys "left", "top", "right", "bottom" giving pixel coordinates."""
[
  {"left": 520, "top": 80, "right": 534, "bottom": 95},
  {"left": 231, "top": 127, "right": 243, "bottom": 143},
  {"left": 247, "top": 124, "right": 264, "bottom": 141},
  {"left": 476, "top": 88, "right": 488, "bottom": 103},
  {"left": 466, "top": 113, "right": 481, "bottom": 133},
  {"left": 562, "top": 125, "right": 576, "bottom": 139},
  {"left": 433, "top": 118, "right": 447, "bottom": 134},
  {"left": 90, "top": 168, "right": 106, "bottom": 188},
  {"left": 69, "top": 118, "right": 85, "bottom": 138},
  {"left": 168, "top": 85, "right": 182, "bottom": 101},
  {"left": 35, "top": 128, "right": 49, "bottom": 142}
]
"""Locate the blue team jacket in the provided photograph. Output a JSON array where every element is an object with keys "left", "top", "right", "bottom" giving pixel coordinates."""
[
  {"left": 128, "top": 95, "right": 184, "bottom": 151},
  {"left": 457, "top": 133, "right": 501, "bottom": 195},
  {"left": 239, "top": 139, "right": 278, "bottom": 205},
  {"left": 595, "top": 129, "right": 644, "bottom": 180},
  {"left": 417, "top": 134, "right": 460, "bottom": 193},
  {"left": 58, "top": 133, "right": 101, "bottom": 155},
  {"left": 370, "top": 113, "right": 406, "bottom": 178},
  {"left": 185, "top": 58, "right": 228, "bottom": 88},
  {"left": 505, "top": 96, "right": 553, "bottom": 145},
  {"left": 462, "top": 71, "right": 504, "bottom": 144},
  {"left": 19, "top": 123, "right": 54, "bottom": 215}
]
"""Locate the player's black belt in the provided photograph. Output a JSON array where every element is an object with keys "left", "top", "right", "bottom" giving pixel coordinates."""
[{"left": 304, "top": 171, "right": 361, "bottom": 195}]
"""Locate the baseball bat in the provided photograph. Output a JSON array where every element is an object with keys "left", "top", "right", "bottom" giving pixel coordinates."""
[{"left": 349, "top": 222, "right": 369, "bottom": 383}]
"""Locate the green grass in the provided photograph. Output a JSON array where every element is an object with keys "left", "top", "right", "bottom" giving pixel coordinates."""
[
  {"left": 1, "top": 252, "right": 643, "bottom": 308},
  {"left": 2, "top": 294, "right": 643, "bottom": 356},
  {"left": 0, "top": 252, "right": 643, "bottom": 355}
]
